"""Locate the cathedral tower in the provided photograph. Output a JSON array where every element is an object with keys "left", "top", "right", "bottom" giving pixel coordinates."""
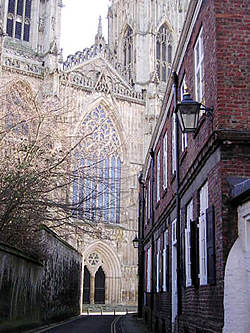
[
  {"left": 0, "top": 0, "right": 62, "bottom": 70},
  {"left": 108, "top": 0, "right": 190, "bottom": 90}
]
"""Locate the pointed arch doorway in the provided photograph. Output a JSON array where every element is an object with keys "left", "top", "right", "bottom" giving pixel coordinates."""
[
  {"left": 94, "top": 267, "right": 105, "bottom": 304},
  {"left": 83, "top": 266, "right": 90, "bottom": 304},
  {"left": 83, "top": 242, "right": 122, "bottom": 306}
]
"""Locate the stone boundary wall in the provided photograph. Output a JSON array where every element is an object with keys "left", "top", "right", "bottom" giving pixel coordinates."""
[{"left": 0, "top": 226, "right": 82, "bottom": 332}]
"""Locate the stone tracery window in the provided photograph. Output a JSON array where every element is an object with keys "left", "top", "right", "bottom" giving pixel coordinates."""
[
  {"left": 72, "top": 105, "right": 121, "bottom": 224},
  {"left": 88, "top": 253, "right": 100, "bottom": 266},
  {"left": 6, "top": 0, "right": 32, "bottom": 42},
  {"left": 156, "top": 24, "right": 172, "bottom": 82},
  {"left": 123, "top": 25, "right": 134, "bottom": 84}
]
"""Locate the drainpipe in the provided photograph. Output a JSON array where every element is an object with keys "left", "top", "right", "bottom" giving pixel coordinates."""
[
  {"left": 138, "top": 172, "right": 145, "bottom": 319},
  {"left": 149, "top": 148, "right": 155, "bottom": 331},
  {"left": 173, "top": 72, "right": 182, "bottom": 330}
]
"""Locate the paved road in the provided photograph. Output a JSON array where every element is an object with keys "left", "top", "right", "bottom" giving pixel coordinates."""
[{"left": 46, "top": 315, "right": 123, "bottom": 333}]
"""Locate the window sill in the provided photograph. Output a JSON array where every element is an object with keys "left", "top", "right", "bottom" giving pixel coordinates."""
[
  {"left": 162, "top": 187, "right": 168, "bottom": 199},
  {"left": 180, "top": 147, "right": 187, "bottom": 164},
  {"left": 193, "top": 114, "right": 206, "bottom": 138},
  {"left": 171, "top": 171, "right": 176, "bottom": 184}
]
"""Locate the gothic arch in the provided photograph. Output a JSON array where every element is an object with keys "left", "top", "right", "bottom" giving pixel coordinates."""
[
  {"left": 73, "top": 96, "right": 128, "bottom": 161},
  {"left": 83, "top": 240, "right": 122, "bottom": 304},
  {"left": 156, "top": 19, "right": 174, "bottom": 35},
  {"left": 84, "top": 240, "right": 122, "bottom": 278},
  {"left": 72, "top": 98, "right": 126, "bottom": 224},
  {"left": 7, "top": 79, "right": 34, "bottom": 100},
  {"left": 155, "top": 22, "right": 173, "bottom": 82}
]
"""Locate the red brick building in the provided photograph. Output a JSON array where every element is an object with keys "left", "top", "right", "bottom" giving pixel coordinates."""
[{"left": 138, "top": 1, "right": 250, "bottom": 332}]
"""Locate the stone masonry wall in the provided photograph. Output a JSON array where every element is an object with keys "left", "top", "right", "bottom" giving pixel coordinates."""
[{"left": 0, "top": 226, "right": 82, "bottom": 332}]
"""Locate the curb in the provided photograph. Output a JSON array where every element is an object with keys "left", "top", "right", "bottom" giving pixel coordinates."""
[{"left": 24, "top": 314, "right": 86, "bottom": 333}]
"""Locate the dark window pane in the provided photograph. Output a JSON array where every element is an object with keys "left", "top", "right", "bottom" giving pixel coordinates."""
[
  {"left": 23, "top": 23, "right": 30, "bottom": 41},
  {"left": 162, "top": 42, "right": 166, "bottom": 61},
  {"left": 168, "top": 44, "right": 172, "bottom": 63},
  {"left": 17, "top": 0, "right": 24, "bottom": 16},
  {"left": 15, "top": 21, "right": 22, "bottom": 39},
  {"left": 157, "top": 63, "right": 160, "bottom": 81},
  {"left": 128, "top": 44, "right": 131, "bottom": 63},
  {"left": 162, "top": 64, "right": 166, "bottom": 82},
  {"left": 116, "top": 157, "right": 121, "bottom": 223},
  {"left": 156, "top": 41, "right": 160, "bottom": 59},
  {"left": 7, "top": 18, "right": 14, "bottom": 37},
  {"left": 8, "top": 0, "right": 15, "bottom": 14},
  {"left": 124, "top": 47, "right": 127, "bottom": 66},
  {"left": 25, "top": 0, "right": 32, "bottom": 18}
]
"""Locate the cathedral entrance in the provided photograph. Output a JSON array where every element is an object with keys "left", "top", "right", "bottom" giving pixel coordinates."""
[
  {"left": 83, "top": 266, "right": 90, "bottom": 304},
  {"left": 83, "top": 242, "right": 122, "bottom": 305},
  {"left": 94, "top": 267, "right": 105, "bottom": 304}
]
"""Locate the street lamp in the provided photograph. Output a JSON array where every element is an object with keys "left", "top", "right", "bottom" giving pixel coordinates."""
[
  {"left": 133, "top": 235, "right": 139, "bottom": 249},
  {"left": 176, "top": 91, "right": 213, "bottom": 133}
]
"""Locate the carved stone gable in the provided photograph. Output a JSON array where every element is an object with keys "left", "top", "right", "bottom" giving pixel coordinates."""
[{"left": 60, "top": 56, "right": 144, "bottom": 104}]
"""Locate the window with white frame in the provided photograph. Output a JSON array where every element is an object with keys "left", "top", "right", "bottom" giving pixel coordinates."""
[
  {"left": 162, "top": 229, "right": 169, "bottom": 291},
  {"left": 180, "top": 76, "right": 188, "bottom": 151},
  {"left": 172, "top": 219, "right": 177, "bottom": 244},
  {"left": 148, "top": 179, "right": 151, "bottom": 220},
  {"left": 185, "top": 199, "right": 193, "bottom": 287},
  {"left": 156, "top": 238, "right": 161, "bottom": 292},
  {"left": 194, "top": 28, "right": 204, "bottom": 103},
  {"left": 146, "top": 247, "right": 152, "bottom": 292},
  {"left": 199, "top": 181, "right": 208, "bottom": 285},
  {"left": 156, "top": 150, "right": 161, "bottom": 202},
  {"left": 163, "top": 132, "right": 168, "bottom": 190},
  {"left": 172, "top": 114, "right": 176, "bottom": 174}
]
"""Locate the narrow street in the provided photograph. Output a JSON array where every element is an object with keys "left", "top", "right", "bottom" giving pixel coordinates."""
[{"left": 45, "top": 315, "right": 123, "bottom": 333}]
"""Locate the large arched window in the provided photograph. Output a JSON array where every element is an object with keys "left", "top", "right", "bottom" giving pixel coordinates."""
[
  {"left": 6, "top": 0, "right": 32, "bottom": 42},
  {"left": 123, "top": 26, "right": 133, "bottom": 84},
  {"left": 72, "top": 105, "right": 121, "bottom": 224},
  {"left": 156, "top": 24, "right": 172, "bottom": 82}
]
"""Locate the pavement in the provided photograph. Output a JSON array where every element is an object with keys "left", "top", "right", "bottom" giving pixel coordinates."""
[{"left": 120, "top": 313, "right": 151, "bottom": 333}]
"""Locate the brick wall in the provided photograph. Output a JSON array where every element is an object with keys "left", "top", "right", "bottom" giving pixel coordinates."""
[{"left": 141, "top": 0, "right": 250, "bottom": 332}]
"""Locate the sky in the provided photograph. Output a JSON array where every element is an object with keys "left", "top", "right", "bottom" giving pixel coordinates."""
[{"left": 61, "top": 0, "right": 110, "bottom": 59}]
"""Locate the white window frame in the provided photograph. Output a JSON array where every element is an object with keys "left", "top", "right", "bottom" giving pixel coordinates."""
[
  {"left": 194, "top": 28, "right": 204, "bottom": 103},
  {"left": 185, "top": 199, "right": 193, "bottom": 287},
  {"left": 146, "top": 247, "right": 152, "bottom": 292},
  {"left": 172, "top": 219, "right": 177, "bottom": 245},
  {"left": 163, "top": 132, "right": 168, "bottom": 190},
  {"left": 180, "top": 76, "right": 188, "bottom": 151},
  {"left": 172, "top": 114, "right": 176, "bottom": 174},
  {"left": 148, "top": 179, "right": 151, "bottom": 220},
  {"left": 156, "top": 150, "right": 161, "bottom": 202},
  {"left": 162, "top": 229, "right": 168, "bottom": 292},
  {"left": 156, "top": 238, "right": 161, "bottom": 292},
  {"left": 198, "top": 181, "right": 208, "bottom": 285}
]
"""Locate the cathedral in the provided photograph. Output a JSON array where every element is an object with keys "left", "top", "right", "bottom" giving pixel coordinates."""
[{"left": 0, "top": 0, "right": 189, "bottom": 308}]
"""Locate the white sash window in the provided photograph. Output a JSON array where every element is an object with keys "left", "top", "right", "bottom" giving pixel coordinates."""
[{"left": 199, "top": 181, "right": 208, "bottom": 285}]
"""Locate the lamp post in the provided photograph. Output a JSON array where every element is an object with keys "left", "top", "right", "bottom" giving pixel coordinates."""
[
  {"left": 133, "top": 235, "right": 139, "bottom": 249},
  {"left": 173, "top": 72, "right": 213, "bottom": 331},
  {"left": 176, "top": 90, "right": 213, "bottom": 133}
]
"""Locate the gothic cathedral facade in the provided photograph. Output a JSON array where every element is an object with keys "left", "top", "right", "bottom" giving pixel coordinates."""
[{"left": 0, "top": 0, "right": 189, "bottom": 308}]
